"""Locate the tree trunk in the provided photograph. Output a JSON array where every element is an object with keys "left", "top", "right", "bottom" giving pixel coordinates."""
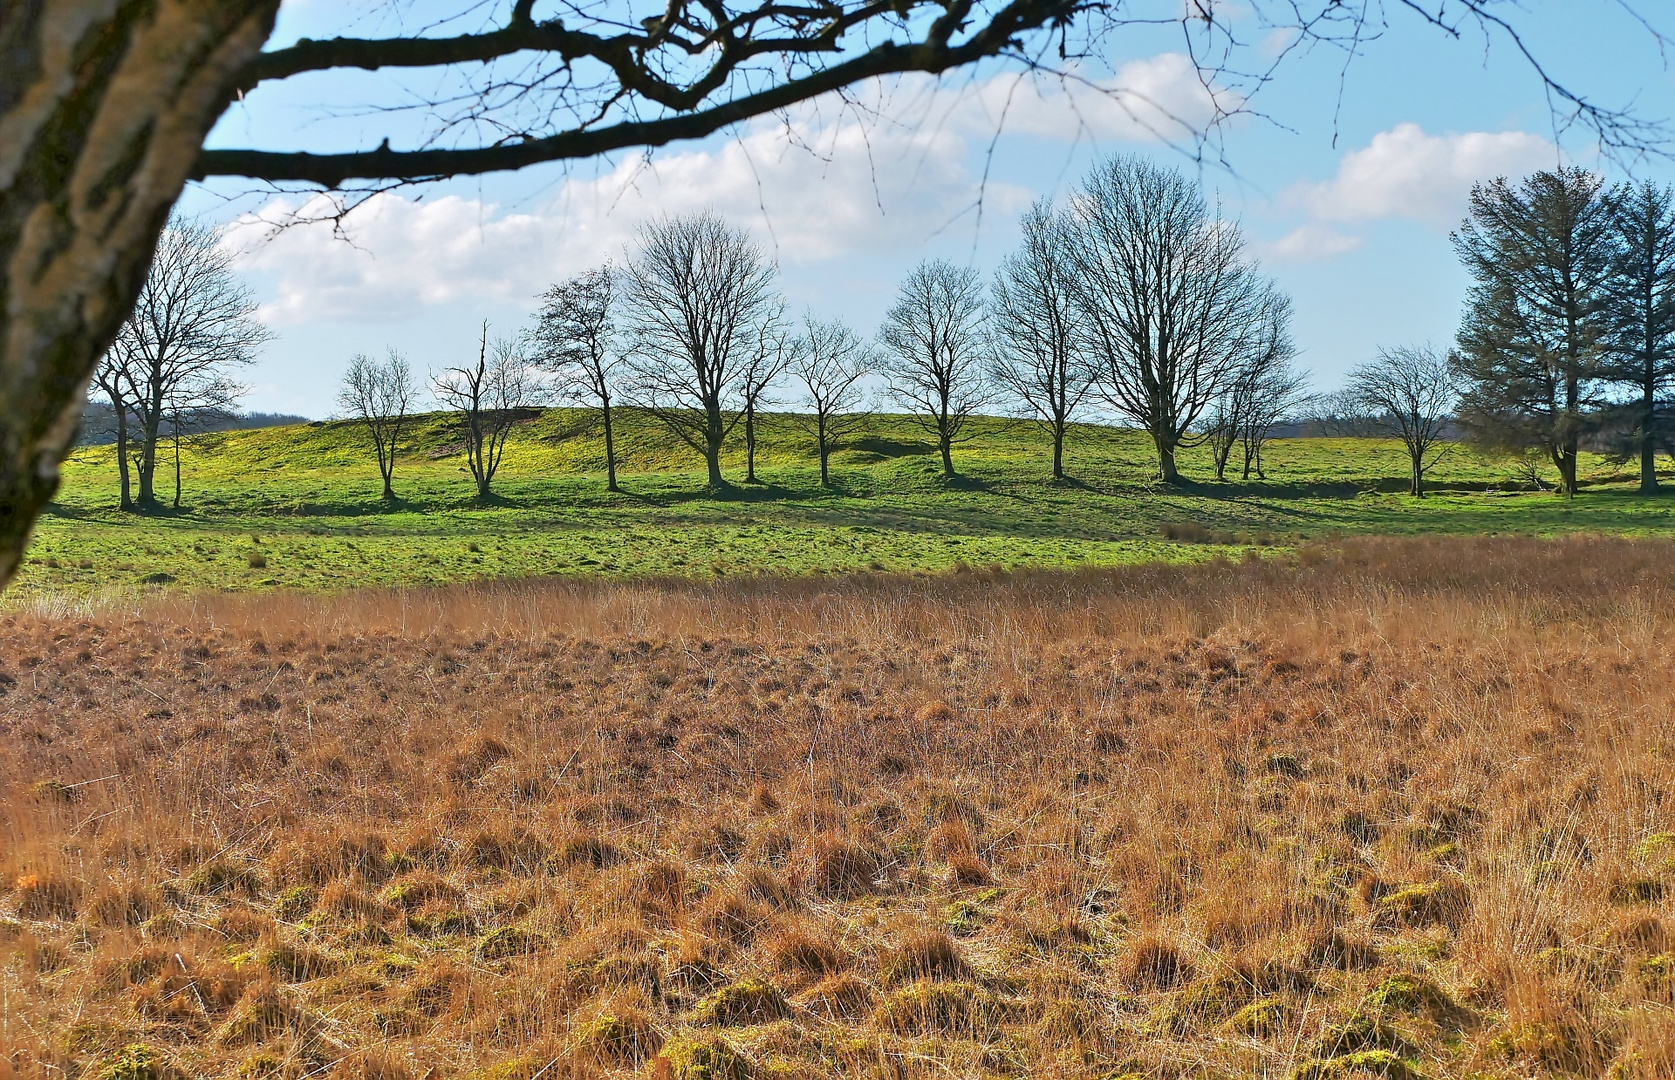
[
  {"left": 1642, "top": 382, "right": 1659, "bottom": 494},
  {"left": 1558, "top": 447, "right": 1578, "bottom": 496},
  {"left": 938, "top": 424, "right": 955, "bottom": 478},
  {"left": 602, "top": 399, "right": 618, "bottom": 493},
  {"left": 745, "top": 401, "right": 758, "bottom": 483},
  {"left": 476, "top": 475, "right": 492, "bottom": 500},
  {"left": 703, "top": 401, "right": 726, "bottom": 489},
  {"left": 1156, "top": 438, "right": 1179, "bottom": 484},
  {"left": 1052, "top": 425, "right": 1065, "bottom": 480},
  {"left": 819, "top": 442, "right": 831, "bottom": 487},
  {"left": 112, "top": 396, "right": 133, "bottom": 512},
  {"left": 0, "top": 2, "right": 282, "bottom": 593},
  {"left": 137, "top": 408, "right": 162, "bottom": 507},
  {"left": 172, "top": 428, "right": 182, "bottom": 509},
  {"left": 1410, "top": 450, "right": 1424, "bottom": 497}
]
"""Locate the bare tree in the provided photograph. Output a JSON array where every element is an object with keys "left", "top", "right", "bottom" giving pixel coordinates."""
[
  {"left": 737, "top": 315, "right": 794, "bottom": 484},
  {"left": 790, "top": 316, "right": 873, "bottom": 488},
  {"left": 1237, "top": 355, "right": 1312, "bottom": 481},
  {"left": 5, "top": 3, "right": 1667, "bottom": 591},
  {"left": 621, "top": 214, "right": 780, "bottom": 490},
  {"left": 1347, "top": 345, "right": 1460, "bottom": 497},
  {"left": 990, "top": 201, "right": 1093, "bottom": 481},
  {"left": 434, "top": 324, "right": 545, "bottom": 501},
  {"left": 338, "top": 349, "right": 418, "bottom": 502},
  {"left": 530, "top": 266, "right": 622, "bottom": 492},
  {"left": 92, "top": 354, "right": 140, "bottom": 512},
  {"left": 104, "top": 219, "right": 271, "bottom": 510},
  {"left": 1064, "top": 156, "right": 1289, "bottom": 484},
  {"left": 163, "top": 373, "right": 244, "bottom": 510},
  {"left": 880, "top": 260, "right": 997, "bottom": 479},
  {"left": 1205, "top": 303, "right": 1305, "bottom": 482}
]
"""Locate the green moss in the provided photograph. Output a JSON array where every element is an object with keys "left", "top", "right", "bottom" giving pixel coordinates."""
[
  {"left": 1362, "top": 974, "right": 1465, "bottom": 1023},
  {"left": 1608, "top": 878, "right": 1665, "bottom": 904},
  {"left": 185, "top": 860, "right": 264, "bottom": 898},
  {"left": 656, "top": 1032, "right": 752, "bottom": 1080},
  {"left": 1633, "top": 832, "right": 1675, "bottom": 861},
  {"left": 228, "top": 942, "right": 338, "bottom": 982},
  {"left": 1311, "top": 1014, "right": 1421, "bottom": 1060},
  {"left": 93, "top": 1044, "right": 185, "bottom": 1080},
  {"left": 1290, "top": 1050, "right": 1425, "bottom": 1080},
  {"left": 1228, "top": 997, "right": 1290, "bottom": 1037},
  {"left": 475, "top": 925, "right": 549, "bottom": 961},
  {"left": 691, "top": 978, "right": 791, "bottom": 1026},
  {"left": 873, "top": 980, "right": 1008, "bottom": 1036},
  {"left": 569, "top": 1011, "right": 664, "bottom": 1063},
  {"left": 235, "top": 1053, "right": 285, "bottom": 1079},
  {"left": 273, "top": 885, "right": 317, "bottom": 921},
  {"left": 1371, "top": 880, "right": 1469, "bottom": 930}
]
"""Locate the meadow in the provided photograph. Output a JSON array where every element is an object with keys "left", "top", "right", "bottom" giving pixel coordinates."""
[
  {"left": 12, "top": 409, "right": 1675, "bottom": 600},
  {"left": 2, "top": 535, "right": 1673, "bottom": 1079}
]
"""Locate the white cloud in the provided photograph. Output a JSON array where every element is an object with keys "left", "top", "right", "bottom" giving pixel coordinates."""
[
  {"left": 230, "top": 109, "right": 1024, "bottom": 325},
  {"left": 1294, "top": 122, "right": 1554, "bottom": 227},
  {"left": 1257, "top": 223, "right": 1365, "bottom": 264},
  {"left": 226, "top": 57, "right": 1224, "bottom": 326},
  {"left": 951, "top": 54, "right": 1234, "bottom": 144}
]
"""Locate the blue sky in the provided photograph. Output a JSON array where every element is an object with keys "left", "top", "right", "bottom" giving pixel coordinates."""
[{"left": 183, "top": 1, "right": 1675, "bottom": 418}]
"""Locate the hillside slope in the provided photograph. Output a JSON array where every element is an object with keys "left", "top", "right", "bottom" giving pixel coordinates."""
[{"left": 12, "top": 409, "right": 1675, "bottom": 597}]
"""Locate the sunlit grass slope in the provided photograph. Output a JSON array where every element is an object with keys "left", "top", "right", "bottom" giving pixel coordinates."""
[{"left": 14, "top": 408, "right": 1675, "bottom": 597}]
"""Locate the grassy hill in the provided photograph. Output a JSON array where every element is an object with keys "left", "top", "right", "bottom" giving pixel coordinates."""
[{"left": 13, "top": 407, "right": 1675, "bottom": 598}]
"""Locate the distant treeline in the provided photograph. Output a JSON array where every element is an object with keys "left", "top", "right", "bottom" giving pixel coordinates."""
[{"left": 78, "top": 403, "right": 309, "bottom": 447}]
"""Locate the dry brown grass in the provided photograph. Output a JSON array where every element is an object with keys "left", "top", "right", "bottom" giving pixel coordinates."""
[{"left": 3, "top": 535, "right": 1675, "bottom": 1079}]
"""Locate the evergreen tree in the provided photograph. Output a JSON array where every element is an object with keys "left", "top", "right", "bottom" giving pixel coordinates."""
[{"left": 1452, "top": 168, "right": 1615, "bottom": 496}]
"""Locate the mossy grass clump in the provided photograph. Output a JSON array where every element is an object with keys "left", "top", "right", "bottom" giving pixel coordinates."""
[
  {"left": 229, "top": 942, "right": 339, "bottom": 982},
  {"left": 873, "top": 980, "right": 1008, "bottom": 1036},
  {"left": 274, "top": 885, "right": 317, "bottom": 921},
  {"left": 1371, "top": 880, "right": 1469, "bottom": 930},
  {"left": 475, "top": 925, "right": 549, "bottom": 961},
  {"left": 655, "top": 1032, "right": 752, "bottom": 1080},
  {"left": 185, "top": 860, "right": 265, "bottom": 898},
  {"left": 1608, "top": 878, "right": 1665, "bottom": 905},
  {"left": 1362, "top": 974, "right": 1469, "bottom": 1025},
  {"left": 1311, "top": 1013, "right": 1422, "bottom": 1061},
  {"left": 691, "top": 978, "right": 791, "bottom": 1026},
  {"left": 93, "top": 1043, "right": 187, "bottom": 1080},
  {"left": 568, "top": 1005, "right": 665, "bottom": 1064},
  {"left": 1228, "top": 996, "right": 1291, "bottom": 1037},
  {"left": 1290, "top": 1049, "right": 1425, "bottom": 1080},
  {"left": 793, "top": 973, "right": 873, "bottom": 1020}
]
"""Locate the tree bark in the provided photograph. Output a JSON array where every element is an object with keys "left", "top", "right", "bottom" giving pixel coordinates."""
[
  {"left": 1052, "top": 424, "right": 1065, "bottom": 480},
  {"left": 1410, "top": 451, "right": 1424, "bottom": 497},
  {"left": 602, "top": 398, "right": 618, "bottom": 493},
  {"left": 0, "top": 1, "right": 281, "bottom": 591},
  {"left": 137, "top": 398, "right": 162, "bottom": 507},
  {"left": 938, "top": 424, "right": 955, "bottom": 478},
  {"left": 1156, "top": 440, "right": 1180, "bottom": 484},
  {"left": 1642, "top": 382, "right": 1659, "bottom": 494},
  {"left": 703, "top": 400, "right": 726, "bottom": 489},
  {"left": 744, "top": 401, "right": 758, "bottom": 483},
  {"left": 111, "top": 390, "right": 132, "bottom": 511}
]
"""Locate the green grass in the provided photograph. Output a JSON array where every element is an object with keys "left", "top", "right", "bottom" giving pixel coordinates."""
[{"left": 13, "top": 408, "right": 1675, "bottom": 598}]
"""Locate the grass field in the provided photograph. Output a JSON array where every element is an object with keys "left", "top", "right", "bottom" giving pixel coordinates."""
[
  {"left": 3, "top": 536, "right": 1673, "bottom": 1079},
  {"left": 12, "top": 409, "right": 1675, "bottom": 600}
]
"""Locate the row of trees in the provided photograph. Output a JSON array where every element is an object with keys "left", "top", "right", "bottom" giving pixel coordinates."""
[
  {"left": 99, "top": 163, "right": 1675, "bottom": 509},
  {"left": 93, "top": 222, "right": 270, "bottom": 511},
  {"left": 341, "top": 155, "right": 1312, "bottom": 501}
]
